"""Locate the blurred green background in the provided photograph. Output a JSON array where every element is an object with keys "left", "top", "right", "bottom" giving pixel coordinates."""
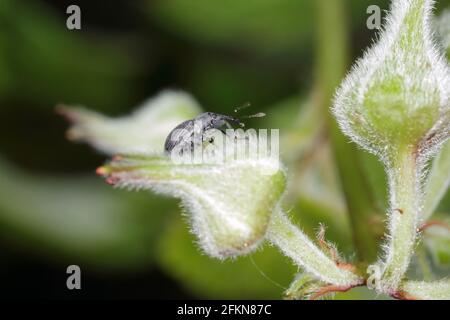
[{"left": 0, "top": 0, "right": 448, "bottom": 299}]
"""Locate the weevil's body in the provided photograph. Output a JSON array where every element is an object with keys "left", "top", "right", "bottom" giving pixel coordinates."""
[{"left": 164, "top": 112, "right": 242, "bottom": 154}]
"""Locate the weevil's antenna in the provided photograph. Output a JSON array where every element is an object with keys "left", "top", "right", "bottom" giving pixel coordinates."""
[
  {"left": 231, "top": 102, "right": 265, "bottom": 125},
  {"left": 241, "top": 112, "right": 266, "bottom": 119},
  {"left": 234, "top": 102, "right": 251, "bottom": 113}
]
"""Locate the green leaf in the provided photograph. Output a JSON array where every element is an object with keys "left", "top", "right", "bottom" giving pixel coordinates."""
[
  {"left": 423, "top": 141, "right": 450, "bottom": 220},
  {"left": 423, "top": 220, "right": 450, "bottom": 268},
  {"left": 59, "top": 91, "right": 202, "bottom": 155}
]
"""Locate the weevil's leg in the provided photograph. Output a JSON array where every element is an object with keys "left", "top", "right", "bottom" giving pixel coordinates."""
[
  {"left": 221, "top": 122, "right": 237, "bottom": 142},
  {"left": 221, "top": 126, "right": 229, "bottom": 135}
]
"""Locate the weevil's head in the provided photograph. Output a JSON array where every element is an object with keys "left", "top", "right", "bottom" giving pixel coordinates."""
[{"left": 196, "top": 112, "right": 245, "bottom": 130}]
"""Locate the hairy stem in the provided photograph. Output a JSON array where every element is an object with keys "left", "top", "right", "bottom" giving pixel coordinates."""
[
  {"left": 380, "top": 151, "right": 421, "bottom": 293},
  {"left": 309, "top": 284, "right": 361, "bottom": 300},
  {"left": 267, "top": 208, "right": 363, "bottom": 286}
]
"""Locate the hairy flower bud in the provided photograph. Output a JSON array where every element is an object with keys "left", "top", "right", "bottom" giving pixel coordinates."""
[
  {"left": 97, "top": 145, "right": 286, "bottom": 259},
  {"left": 58, "top": 91, "right": 201, "bottom": 155},
  {"left": 333, "top": 0, "right": 450, "bottom": 164}
]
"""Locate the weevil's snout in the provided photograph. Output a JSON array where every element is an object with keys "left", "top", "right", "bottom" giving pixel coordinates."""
[{"left": 223, "top": 115, "right": 245, "bottom": 127}]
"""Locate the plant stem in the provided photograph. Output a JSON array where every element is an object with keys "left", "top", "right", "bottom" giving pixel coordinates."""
[
  {"left": 380, "top": 150, "right": 421, "bottom": 292},
  {"left": 267, "top": 208, "right": 363, "bottom": 286},
  {"left": 315, "top": 0, "right": 379, "bottom": 262}
]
